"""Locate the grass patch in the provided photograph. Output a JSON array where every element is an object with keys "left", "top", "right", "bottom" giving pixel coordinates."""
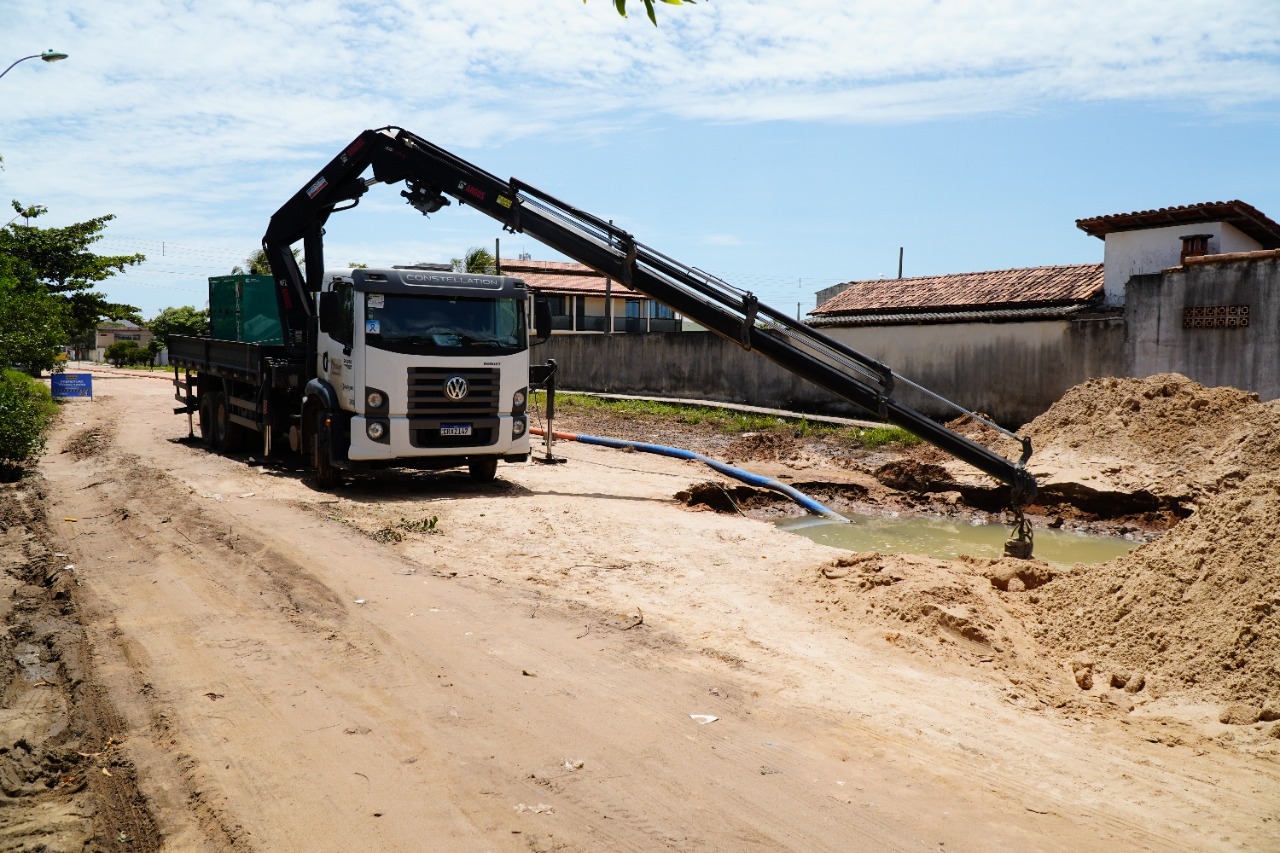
[
  {"left": 98, "top": 363, "right": 166, "bottom": 372},
  {"left": 532, "top": 391, "right": 921, "bottom": 450}
]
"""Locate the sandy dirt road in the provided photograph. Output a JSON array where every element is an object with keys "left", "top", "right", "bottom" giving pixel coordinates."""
[{"left": 25, "top": 368, "right": 1280, "bottom": 851}]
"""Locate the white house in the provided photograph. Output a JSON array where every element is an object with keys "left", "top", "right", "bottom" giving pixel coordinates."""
[{"left": 1075, "top": 200, "right": 1280, "bottom": 306}]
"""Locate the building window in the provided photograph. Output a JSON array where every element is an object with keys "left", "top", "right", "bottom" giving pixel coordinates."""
[
  {"left": 649, "top": 302, "right": 674, "bottom": 319},
  {"left": 625, "top": 299, "right": 642, "bottom": 318},
  {"left": 1181, "top": 234, "right": 1212, "bottom": 263}
]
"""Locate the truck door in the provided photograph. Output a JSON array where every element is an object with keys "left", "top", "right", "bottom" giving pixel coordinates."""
[{"left": 321, "top": 279, "right": 357, "bottom": 411}]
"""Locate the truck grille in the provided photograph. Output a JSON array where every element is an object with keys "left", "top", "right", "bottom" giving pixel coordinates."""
[{"left": 406, "top": 367, "right": 500, "bottom": 417}]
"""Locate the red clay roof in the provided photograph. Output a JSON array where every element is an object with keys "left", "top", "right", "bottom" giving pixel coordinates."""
[
  {"left": 1075, "top": 200, "right": 1280, "bottom": 248},
  {"left": 500, "top": 259, "right": 640, "bottom": 297},
  {"left": 811, "top": 263, "right": 1103, "bottom": 316}
]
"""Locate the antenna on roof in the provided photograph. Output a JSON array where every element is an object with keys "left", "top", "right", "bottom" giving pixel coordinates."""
[{"left": 898, "top": 247, "right": 904, "bottom": 279}]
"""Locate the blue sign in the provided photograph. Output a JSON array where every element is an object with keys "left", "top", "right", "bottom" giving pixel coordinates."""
[{"left": 51, "top": 373, "right": 93, "bottom": 400}]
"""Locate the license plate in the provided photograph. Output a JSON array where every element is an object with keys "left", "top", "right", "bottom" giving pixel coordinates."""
[{"left": 440, "top": 424, "right": 472, "bottom": 437}]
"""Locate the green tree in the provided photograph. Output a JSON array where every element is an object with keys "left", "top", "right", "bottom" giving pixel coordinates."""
[
  {"left": 0, "top": 202, "right": 144, "bottom": 360},
  {"left": 589, "top": 0, "right": 698, "bottom": 25},
  {"left": 104, "top": 339, "right": 143, "bottom": 366},
  {"left": 147, "top": 305, "right": 209, "bottom": 349},
  {"left": 145, "top": 337, "right": 165, "bottom": 369},
  {"left": 0, "top": 201, "right": 145, "bottom": 295},
  {"left": 0, "top": 256, "right": 67, "bottom": 374},
  {"left": 452, "top": 246, "right": 496, "bottom": 274},
  {"left": 64, "top": 291, "right": 143, "bottom": 357}
]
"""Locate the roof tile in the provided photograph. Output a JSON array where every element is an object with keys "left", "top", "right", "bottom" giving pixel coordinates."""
[
  {"left": 501, "top": 260, "right": 640, "bottom": 297},
  {"left": 1075, "top": 200, "right": 1280, "bottom": 248},
  {"left": 811, "top": 263, "right": 1103, "bottom": 316}
]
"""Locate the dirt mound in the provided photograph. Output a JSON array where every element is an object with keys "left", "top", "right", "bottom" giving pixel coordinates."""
[
  {"left": 802, "top": 553, "right": 1068, "bottom": 695},
  {"left": 724, "top": 431, "right": 802, "bottom": 463},
  {"left": 1033, "top": 472, "right": 1280, "bottom": 707},
  {"left": 1022, "top": 374, "right": 1277, "bottom": 507},
  {"left": 873, "top": 459, "right": 953, "bottom": 492},
  {"left": 1024, "top": 374, "right": 1259, "bottom": 458}
]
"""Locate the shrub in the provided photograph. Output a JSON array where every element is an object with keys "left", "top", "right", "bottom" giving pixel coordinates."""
[
  {"left": 104, "top": 339, "right": 143, "bottom": 366},
  {"left": 0, "top": 369, "right": 58, "bottom": 478}
]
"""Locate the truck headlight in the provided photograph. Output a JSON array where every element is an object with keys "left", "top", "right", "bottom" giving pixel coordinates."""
[
  {"left": 513, "top": 387, "right": 527, "bottom": 414},
  {"left": 366, "top": 390, "right": 385, "bottom": 410},
  {"left": 512, "top": 416, "right": 527, "bottom": 437},
  {"left": 366, "top": 420, "right": 387, "bottom": 441}
]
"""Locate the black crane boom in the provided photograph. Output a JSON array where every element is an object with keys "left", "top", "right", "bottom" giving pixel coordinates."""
[{"left": 262, "top": 126, "right": 1037, "bottom": 505}]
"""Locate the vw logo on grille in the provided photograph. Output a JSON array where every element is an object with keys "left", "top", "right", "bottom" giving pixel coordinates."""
[{"left": 444, "top": 375, "right": 470, "bottom": 401}]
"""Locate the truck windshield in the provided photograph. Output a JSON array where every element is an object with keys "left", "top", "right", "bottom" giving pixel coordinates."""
[{"left": 364, "top": 294, "right": 526, "bottom": 355}]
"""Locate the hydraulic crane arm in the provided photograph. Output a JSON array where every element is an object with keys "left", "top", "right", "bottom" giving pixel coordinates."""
[{"left": 262, "top": 126, "right": 1037, "bottom": 505}]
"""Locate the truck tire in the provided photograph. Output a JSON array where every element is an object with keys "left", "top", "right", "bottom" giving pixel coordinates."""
[
  {"left": 214, "top": 391, "right": 247, "bottom": 453},
  {"left": 313, "top": 411, "right": 340, "bottom": 489},
  {"left": 468, "top": 457, "right": 498, "bottom": 483},
  {"left": 198, "top": 390, "right": 215, "bottom": 447}
]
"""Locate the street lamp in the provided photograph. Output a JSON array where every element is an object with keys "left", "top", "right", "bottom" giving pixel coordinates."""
[{"left": 0, "top": 50, "right": 70, "bottom": 82}]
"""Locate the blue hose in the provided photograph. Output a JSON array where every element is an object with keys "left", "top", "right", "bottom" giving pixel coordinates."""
[{"left": 538, "top": 429, "right": 848, "bottom": 522}]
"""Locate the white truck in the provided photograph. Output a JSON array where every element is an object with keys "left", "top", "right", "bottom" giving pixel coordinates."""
[
  {"left": 174, "top": 125, "right": 1036, "bottom": 556},
  {"left": 170, "top": 266, "right": 552, "bottom": 487}
]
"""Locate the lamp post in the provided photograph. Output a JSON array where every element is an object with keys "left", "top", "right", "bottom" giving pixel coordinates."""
[{"left": 0, "top": 50, "right": 69, "bottom": 82}]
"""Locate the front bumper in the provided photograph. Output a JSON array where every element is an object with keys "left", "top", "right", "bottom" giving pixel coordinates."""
[{"left": 347, "top": 414, "right": 529, "bottom": 461}]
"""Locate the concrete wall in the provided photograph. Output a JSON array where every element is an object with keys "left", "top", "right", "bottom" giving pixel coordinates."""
[
  {"left": 1102, "top": 222, "right": 1261, "bottom": 306},
  {"left": 541, "top": 315, "right": 1124, "bottom": 427},
  {"left": 825, "top": 318, "right": 1124, "bottom": 425},
  {"left": 1125, "top": 254, "right": 1280, "bottom": 399}
]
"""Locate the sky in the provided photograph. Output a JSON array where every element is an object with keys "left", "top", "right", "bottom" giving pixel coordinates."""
[{"left": 3, "top": 0, "right": 1279, "bottom": 319}]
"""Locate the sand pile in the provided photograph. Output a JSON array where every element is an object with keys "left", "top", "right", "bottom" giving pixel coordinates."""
[
  {"left": 844, "top": 374, "right": 1280, "bottom": 709},
  {"left": 803, "top": 552, "right": 1061, "bottom": 674},
  {"left": 1023, "top": 374, "right": 1280, "bottom": 707},
  {"left": 1034, "top": 472, "right": 1280, "bottom": 708},
  {"left": 904, "top": 374, "right": 1280, "bottom": 512},
  {"left": 1021, "top": 374, "right": 1280, "bottom": 506}
]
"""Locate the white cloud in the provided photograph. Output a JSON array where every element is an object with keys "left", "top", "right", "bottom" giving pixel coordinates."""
[{"left": 2, "top": 0, "right": 1277, "bottom": 313}]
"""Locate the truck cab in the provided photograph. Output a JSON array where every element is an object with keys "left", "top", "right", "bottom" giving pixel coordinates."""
[{"left": 312, "top": 267, "right": 535, "bottom": 480}]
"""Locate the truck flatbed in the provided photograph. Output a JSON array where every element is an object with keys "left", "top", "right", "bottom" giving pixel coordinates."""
[{"left": 169, "top": 335, "right": 289, "bottom": 384}]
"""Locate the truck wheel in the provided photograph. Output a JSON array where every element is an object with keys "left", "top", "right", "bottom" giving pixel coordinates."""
[
  {"left": 468, "top": 457, "right": 498, "bottom": 483},
  {"left": 313, "top": 412, "right": 340, "bottom": 489},
  {"left": 214, "top": 392, "right": 247, "bottom": 453},
  {"left": 198, "top": 391, "right": 215, "bottom": 447}
]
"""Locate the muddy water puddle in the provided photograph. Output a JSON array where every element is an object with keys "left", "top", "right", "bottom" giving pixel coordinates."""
[{"left": 776, "top": 512, "right": 1139, "bottom": 567}]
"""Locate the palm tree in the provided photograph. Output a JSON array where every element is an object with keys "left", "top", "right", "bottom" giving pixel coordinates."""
[
  {"left": 452, "top": 246, "right": 496, "bottom": 274},
  {"left": 232, "top": 247, "right": 301, "bottom": 275}
]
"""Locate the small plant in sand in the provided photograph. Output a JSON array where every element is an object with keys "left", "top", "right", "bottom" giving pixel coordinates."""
[{"left": 372, "top": 515, "right": 440, "bottom": 542}]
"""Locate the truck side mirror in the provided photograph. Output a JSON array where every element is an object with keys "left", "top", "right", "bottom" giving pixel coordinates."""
[
  {"left": 318, "top": 291, "right": 338, "bottom": 334},
  {"left": 533, "top": 296, "right": 553, "bottom": 344}
]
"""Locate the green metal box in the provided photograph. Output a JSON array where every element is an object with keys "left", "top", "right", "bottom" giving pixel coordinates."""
[{"left": 208, "top": 275, "right": 283, "bottom": 345}]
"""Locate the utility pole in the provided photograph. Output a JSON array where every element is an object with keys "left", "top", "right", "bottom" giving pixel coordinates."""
[{"left": 605, "top": 220, "right": 614, "bottom": 335}]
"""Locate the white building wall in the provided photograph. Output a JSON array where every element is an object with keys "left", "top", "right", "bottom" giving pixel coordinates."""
[{"left": 1102, "top": 222, "right": 1262, "bottom": 306}]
